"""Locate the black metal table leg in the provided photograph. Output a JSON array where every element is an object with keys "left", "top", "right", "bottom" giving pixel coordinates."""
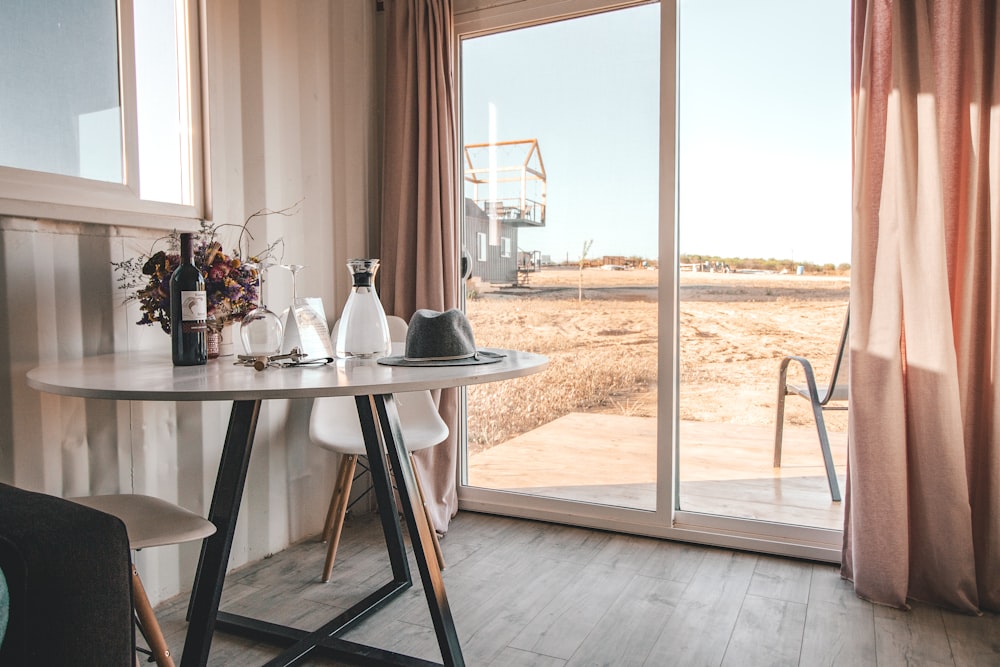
[
  {"left": 374, "top": 394, "right": 464, "bottom": 666},
  {"left": 181, "top": 399, "right": 262, "bottom": 667},
  {"left": 185, "top": 393, "right": 464, "bottom": 667},
  {"left": 258, "top": 395, "right": 417, "bottom": 666},
  {"left": 357, "top": 395, "right": 412, "bottom": 584}
]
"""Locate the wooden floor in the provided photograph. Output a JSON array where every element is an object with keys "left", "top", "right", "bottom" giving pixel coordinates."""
[
  {"left": 153, "top": 511, "right": 999, "bottom": 666},
  {"left": 468, "top": 413, "right": 847, "bottom": 530}
]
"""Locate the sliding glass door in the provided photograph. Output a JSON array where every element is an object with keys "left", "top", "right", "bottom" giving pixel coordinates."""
[
  {"left": 459, "top": 3, "right": 661, "bottom": 520},
  {"left": 672, "top": 0, "right": 850, "bottom": 543},
  {"left": 456, "top": 0, "right": 850, "bottom": 561}
]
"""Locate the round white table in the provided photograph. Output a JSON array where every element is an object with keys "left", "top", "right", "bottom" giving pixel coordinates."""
[{"left": 28, "top": 348, "right": 548, "bottom": 667}]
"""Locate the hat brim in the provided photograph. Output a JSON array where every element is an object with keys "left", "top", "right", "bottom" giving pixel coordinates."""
[{"left": 377, "top": 349, "right": 505, "bottom": 367}]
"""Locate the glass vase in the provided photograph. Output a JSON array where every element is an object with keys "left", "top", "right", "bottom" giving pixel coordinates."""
[{"left": 336, "top": 259, "right": 391, "bottom": 359}]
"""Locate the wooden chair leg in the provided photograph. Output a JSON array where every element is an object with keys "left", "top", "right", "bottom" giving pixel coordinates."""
[
  {"left": 410, "top": 454, "right": 445, "bottom": 571},
  {"left": 321, "top": 453, "right": 358, "bottom": 583},
  {"left": 131, "top": 563, "right": 175, "bottom": 667},
  {"left": 321, "top": 453, "right": 356, "bottom": 542}
]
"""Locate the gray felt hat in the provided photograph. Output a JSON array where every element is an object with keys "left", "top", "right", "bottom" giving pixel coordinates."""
[{"left": 378, "top": 309, "right": 504, "bottom": 366}]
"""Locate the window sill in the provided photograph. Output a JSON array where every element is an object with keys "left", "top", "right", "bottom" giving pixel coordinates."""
[{"left": 0, "top": 167, "right": 202, "bottom": 230}]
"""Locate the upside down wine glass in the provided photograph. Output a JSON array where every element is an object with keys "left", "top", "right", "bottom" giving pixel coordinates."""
[
  {"left": 240, "top": 260, "right": 284, "bottom": 356},
  {"left": 279, "top": 263, "right": 306, "bottom": 353},
  {"left": 280, "top": 263, "right": 306, "bottom": 306}
]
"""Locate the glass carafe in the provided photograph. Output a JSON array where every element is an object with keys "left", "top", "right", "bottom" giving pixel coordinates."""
[{"left": 336, "top": 259, "right": 391, "bottom": 359}]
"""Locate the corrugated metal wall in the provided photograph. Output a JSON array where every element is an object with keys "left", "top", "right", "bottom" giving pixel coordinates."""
[
  {"left": 464, "top": 204, "right": 519, "bottom": 284},
  {"left": 0, "top": 0, "right": 382, "bottom": 605}
]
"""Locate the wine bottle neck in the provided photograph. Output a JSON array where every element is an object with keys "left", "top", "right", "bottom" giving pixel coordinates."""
[{"left": 180, "top": 233, "right": 195, "bottom": 263}]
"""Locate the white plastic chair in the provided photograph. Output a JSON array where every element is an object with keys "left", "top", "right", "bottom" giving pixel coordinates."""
[
  {"left": 309, "top": 316, "right": 448, "bottom": 583},
  {"left": 69, "top": 494, "right": 216, "bottom": 667}
]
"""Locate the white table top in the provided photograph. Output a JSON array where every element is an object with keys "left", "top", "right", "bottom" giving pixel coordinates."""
[{"left": 27, "top": 348, "right": 548, "bottom": 401}]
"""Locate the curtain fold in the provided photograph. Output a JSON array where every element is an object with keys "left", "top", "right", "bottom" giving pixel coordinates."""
[
  {"left": 379, "top": 0, "right": 460, "bottom": 534},
  {"left": 845, "top": 0, "right": 1000, "bottom": 613}
]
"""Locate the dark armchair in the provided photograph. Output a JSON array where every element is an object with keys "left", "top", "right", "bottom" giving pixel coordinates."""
[{"left": 0, "top": 483, "right": 134, "bottom": 666}]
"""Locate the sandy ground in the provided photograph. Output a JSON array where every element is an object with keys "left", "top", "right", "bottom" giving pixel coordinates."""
[{"left": 465, "top": 267, "right": 849, "bottom": 453}]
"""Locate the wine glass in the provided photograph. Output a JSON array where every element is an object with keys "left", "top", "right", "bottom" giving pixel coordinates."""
[
  {"left": 280, "top": 263, "right": 306, "bottom": 306},
  {"left": 279, "top": 263, "right": 306, "bottom": 352},
  {"left": 239, "top": 260, "right": 284, "bottom": 357}
]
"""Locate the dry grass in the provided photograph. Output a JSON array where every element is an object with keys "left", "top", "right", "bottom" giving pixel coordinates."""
[
  {"left": 465, "top": 298, "right": 658, "bottom": 452},
  {"left": 465, "top": 268, "right": 849, "bottom": 454}
]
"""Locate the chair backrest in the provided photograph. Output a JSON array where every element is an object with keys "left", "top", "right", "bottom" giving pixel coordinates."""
[
  {"left": 311, "top": 315, "right": 449, "bottom": 452},
  {"left": 386, "top": 315, "right": 408, "bottom": 343},
  {"left": 821, "top": 305, "right": 849, "bottom": 405},
  {"left": 0, "top": 484, "right": 135, "bottom": 666},
  {"left": 316, "top": 314, "right": 409, "bottom": 439}
]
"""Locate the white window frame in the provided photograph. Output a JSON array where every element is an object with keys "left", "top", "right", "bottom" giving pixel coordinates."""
[
  {"left": 0, "top": 0, "right": 205, "bottom": 230},
  {"left": 455, "top": 0, "right": 843, "bottom": 563},
  {"left": 500, "top": 236, "right": 512, "bottom": 258}
]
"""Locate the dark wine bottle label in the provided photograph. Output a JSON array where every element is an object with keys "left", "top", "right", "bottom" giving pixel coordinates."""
[{"left": 180, "top": 290, "right": 207, "bottom": 330}]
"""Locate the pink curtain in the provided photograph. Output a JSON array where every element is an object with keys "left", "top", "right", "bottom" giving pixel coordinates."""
[
  {"left": 844, "top": 0, "right": 1000, "bottom": 612},
  {"left": 379, "top": 0, "right": 460, "bottom": 534}
]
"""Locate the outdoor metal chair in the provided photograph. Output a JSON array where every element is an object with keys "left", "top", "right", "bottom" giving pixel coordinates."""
[{"left": 773, "top": 305, "right": 849, "bottom": 502}]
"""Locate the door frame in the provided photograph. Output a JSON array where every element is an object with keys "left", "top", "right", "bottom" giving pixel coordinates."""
[{"left": 454, "top": 0, "right": 843, "bottom": 564}]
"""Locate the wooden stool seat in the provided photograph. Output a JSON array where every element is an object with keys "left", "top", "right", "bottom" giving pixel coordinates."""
[
  {"left": 70, "top": 494, "right": 215, "bottom": 667},
  {"left": 72, "top": 494, "right": 216, "bottom": 549}
]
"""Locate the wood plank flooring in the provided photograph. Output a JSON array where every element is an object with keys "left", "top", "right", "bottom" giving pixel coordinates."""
[{"left": 152, "top": 511, "right": 999, "bottom": 666}]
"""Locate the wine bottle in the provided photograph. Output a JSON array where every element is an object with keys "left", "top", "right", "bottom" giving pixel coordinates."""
[{"left": 170, "top": 232, "right": 208, "bottom": 365}]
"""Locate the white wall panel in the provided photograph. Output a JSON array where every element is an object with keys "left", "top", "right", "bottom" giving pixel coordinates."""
[{"left": 0, "top": 0, "right": 381, "bottom": 606}]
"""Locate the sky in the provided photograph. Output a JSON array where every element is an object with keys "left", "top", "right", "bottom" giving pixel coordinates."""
[{"left": 461, "top": 1, "right": 852, "bottom": 266}]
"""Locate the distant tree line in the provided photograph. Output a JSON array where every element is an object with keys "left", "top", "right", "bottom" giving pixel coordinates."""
[
  {"left": 550, "top": 256, "right": 658, "bottom": 269},
  {"left": 546, "top": 254, "right": 849, "bottom": 275},
  {"left": 678, "top": 254, "right": 850, "bottom": 275}
]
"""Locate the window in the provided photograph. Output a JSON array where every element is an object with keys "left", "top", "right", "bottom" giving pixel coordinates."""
[
  {"left": 459, "top": 3, "right": 662, "bottom": 516},
  {"left": 0, "top": 2, "right": 122, "bottom": 182},
  {"left": 457, "top": 0, "right": 849, "bottom": 562},
  {"left": 477, "top": 232, "right": 488, "bottom": 261},
  {"left": 133, "top": 0, "right": 196, "bottom": 206},
  {"left": 0, "top": 0, "right": 202, "bottom": 224}
]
